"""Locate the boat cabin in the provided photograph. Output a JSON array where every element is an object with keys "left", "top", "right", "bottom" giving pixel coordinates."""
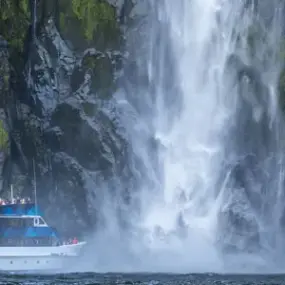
[{"left": 0, "top": 203, "right": 60, "bottom": 247}]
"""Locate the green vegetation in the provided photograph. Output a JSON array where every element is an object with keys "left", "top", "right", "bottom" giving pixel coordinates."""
[
  {"left": 82, "top": 102, "right": 97, "bottom": 117},
  {"left": 82, "top": 54, "right": 99, "bottom": 69},
  {"left": 278, "top": 69, "right": 285, "bottom": 111},
  {"left": 279, "top": 40, "right": 285, "bottom": 60},
  {"left": 59, "top": 0, "right": 120, "bottom": 50},
  {"left": 0, "top": 0, "right": 121, "bottom": 51},
  {"left": 276, "top": 40, "right": 285, "bottom": 112},
  {"left": 71, "top": 0, "right": 117, "bottom": 41},
  {"left": 0, "top": 120, "right": 8, "bottom": 152},
  {"left": 82, "top": 53, "right": 114, "bottom": 98},
  {"left": 0, "top": 0, "right": 30, "bottom": 52}
]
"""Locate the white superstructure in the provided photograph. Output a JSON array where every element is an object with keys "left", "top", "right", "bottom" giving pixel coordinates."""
[{"left": 0, "top": 202, "right": 86, "bottom": 272}]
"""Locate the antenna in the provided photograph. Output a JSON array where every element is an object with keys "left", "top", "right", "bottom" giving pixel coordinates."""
[
  {"left": 33, "top": 158, "right": 38, "bottom": 215},
  {"left": 10, "top": 184, "right": 13, "bottom": 203}
]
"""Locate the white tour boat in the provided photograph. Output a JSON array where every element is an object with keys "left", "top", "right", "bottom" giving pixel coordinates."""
[{"left": 0, "top": 200, "right": 86, "bottom": 272}]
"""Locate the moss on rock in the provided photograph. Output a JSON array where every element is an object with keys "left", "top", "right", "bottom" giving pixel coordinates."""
[
  {"left": 59, "top": 0, "right": 121, "bottom": 51},
  {"left": 82, "top": 53, "right": 115, "bottom": 98},
  {"left": 0, "top": 0, "right": 30, "bottom": 53},
  {"left": 0, "top": 120, "right": 8, "bottom": 152},
  {"left": 71, "top": 0, "right": 117, "bottom": 41},
  {"left": 278, "top": 68, "right": 285, "bottom": 111},
  {"left": 82, "top": 102, "right": 97, "bottom": 117},
  {"left": 0, "top": 0, "right": 121, "bottom": 53}
]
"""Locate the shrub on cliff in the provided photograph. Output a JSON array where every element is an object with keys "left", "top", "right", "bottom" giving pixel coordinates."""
[
  {"left": 0, "top": 121, "right": 8, "bottom": 152},
  {"left": 59, "top": 0, "right": 121, "bottom": 51},
  {"left": 0, "top": 0, "right": 30, "bottom": 53}
]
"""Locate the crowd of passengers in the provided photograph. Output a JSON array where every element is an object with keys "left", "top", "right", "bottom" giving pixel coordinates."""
[
  {"left": 0, "top": 197, "right": 32, "bottom": 205},
  {"left": 61, "top": 237, "right": 79, "bottom": 245}
]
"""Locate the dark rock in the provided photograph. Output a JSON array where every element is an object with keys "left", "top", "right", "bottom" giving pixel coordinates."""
[
  {"left": 0, "top": 35, "right": 10, "bottom": 194},
  {"left": 0, "top": 0, "right": 136, "bottom": 236},
  {"left": 218, "top": 187, "right": 260, "bottom": 253}
]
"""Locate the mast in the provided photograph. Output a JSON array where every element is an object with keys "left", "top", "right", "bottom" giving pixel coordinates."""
[
  {"left": 33, "top": 158, "right": 38, "bottom": 215},
  {"left": 10, "top": 184, "right": 13, "bottom": 203}
]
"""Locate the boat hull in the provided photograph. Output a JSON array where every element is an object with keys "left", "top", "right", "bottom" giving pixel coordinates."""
[
  {"left": 0, "top": 242, "right": 86, "bottom": 272},
  {"left": 0, "top": 255, "right": 77, "bottom": 272}
]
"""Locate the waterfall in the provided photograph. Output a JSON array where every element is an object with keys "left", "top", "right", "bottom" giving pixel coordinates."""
[{"left": 111, "top": 0, "right": 285, "bottom": 273}]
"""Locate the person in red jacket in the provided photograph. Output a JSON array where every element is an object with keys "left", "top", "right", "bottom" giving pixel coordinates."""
[{"left": 72, "top": 237, "right": 78, "bottom": 244}]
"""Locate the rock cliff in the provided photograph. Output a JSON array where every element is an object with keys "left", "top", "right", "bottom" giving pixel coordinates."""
[{"left": 0, "top": 0, "right": 147, "bottom": 237}]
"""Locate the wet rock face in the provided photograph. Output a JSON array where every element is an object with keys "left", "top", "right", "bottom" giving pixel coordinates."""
[
  {"left": 0, "top": 37, "right": 10, "bottom": 196},
  {"left": 218, "top": 52, "right": 285, "bottom": 253},
  {"left": 0, "top": 0, "right": 146, "bottom": 237},
  {"left": 218, "top": 195, "right": 260, "bottom": 254}
]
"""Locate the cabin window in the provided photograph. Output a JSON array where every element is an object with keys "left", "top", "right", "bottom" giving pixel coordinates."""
[
  {"left": 34, "top": 217, "right": 45, "bottom": 226},
  {"left": 0, "top": 218, "right": 34, "bottom": 228},
  {"left": 39, "top": 218, "right": 45, "bottom": 225}
]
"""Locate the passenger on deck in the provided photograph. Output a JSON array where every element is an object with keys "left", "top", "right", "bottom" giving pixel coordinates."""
[
  {"left": 0, "top": 196, "right": 33, "bottom": 206},
  {"left": 72, "top": 237, "right": 78, "bottom": 244}
]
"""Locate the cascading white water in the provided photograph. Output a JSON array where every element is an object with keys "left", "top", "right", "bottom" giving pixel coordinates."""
[
  {"left": 82, "top": 0, "right": 285, "bottom": 274},
  {"left": 142, "top": 0, "right": 238, "bottom": 236},
  {"left": 113, "top": 0, "right": 285, "bottom": 273}
]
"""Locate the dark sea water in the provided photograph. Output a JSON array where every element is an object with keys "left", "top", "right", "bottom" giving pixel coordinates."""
[{"left": 2, "top": 273, "right": 285, "bottom": 285}]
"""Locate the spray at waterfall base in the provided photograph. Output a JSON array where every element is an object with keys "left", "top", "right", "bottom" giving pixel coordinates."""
[{"left": 78, "top": 0, "right": 285, "bottom": 273}]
